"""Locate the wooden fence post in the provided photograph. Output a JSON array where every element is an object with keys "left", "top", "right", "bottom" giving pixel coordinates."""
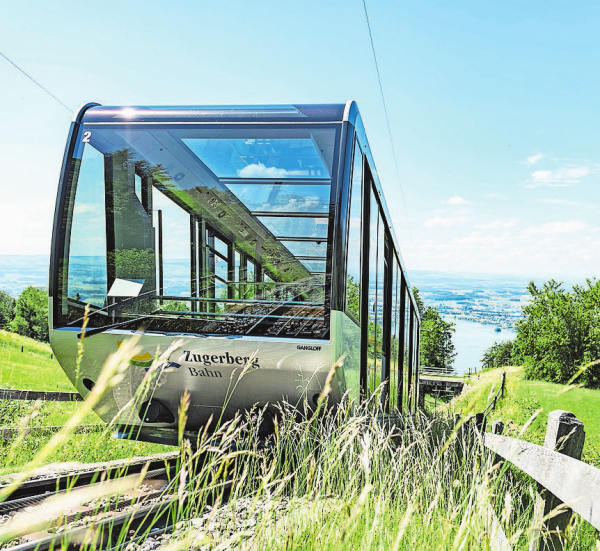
[
  {"left": 528, "top": 410, "right": 585, "bottom": 551},
  {"left": 474, "top": 412, "right": 486, "bottom": 433},
  {"left": 492, "top": 420, "right": 504, "bottom": 435},
  {"left": 491, "top": 420, "right": 504, "bottom": 468}
]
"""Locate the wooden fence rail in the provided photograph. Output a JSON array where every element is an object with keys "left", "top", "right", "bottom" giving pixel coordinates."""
[
  {"left": 0, "top": 388, "right": 82, "bottom": 401},
  {"left": 420, "top": 366, "right": 458, "bottom": 376},
  {"left": 482, "top": 409, "right": 594, "bottom": 551}
]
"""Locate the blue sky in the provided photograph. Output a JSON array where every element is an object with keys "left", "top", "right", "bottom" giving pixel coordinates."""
[{"left": 2, "top": 0, "right": 600, "bottom": 281}]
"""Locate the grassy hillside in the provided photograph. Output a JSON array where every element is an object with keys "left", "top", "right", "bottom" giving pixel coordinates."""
[
  {"left": 0, "top": 330, "right": 74, "bottom": 391},
  {"left": 449, "top": 366, "right": 600, "bottom": 467},
  {"left": 0, "top": 331, "right": 172, "bottom": 471}
]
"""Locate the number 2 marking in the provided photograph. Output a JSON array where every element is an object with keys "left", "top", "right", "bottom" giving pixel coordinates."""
[{"left": 82, "top": 131, "right": 91, "bottom": 143}]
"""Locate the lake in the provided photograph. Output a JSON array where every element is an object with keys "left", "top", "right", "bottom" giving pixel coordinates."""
[{"left": 444, "top": 317, "right": 516, "bottom": 375}]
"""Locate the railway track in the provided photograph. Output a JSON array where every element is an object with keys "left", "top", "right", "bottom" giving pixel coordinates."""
[
  {"left": 0, "top": 452, "right": 183, "bottom": 550},
  {"left": 0, "top": 452, "right": 180, "bottom": 514},
  {"left": 0, "top": 447, "right": 239, "bottom": 550},
  {"left": 8, "top": 495, "right": 179, "bottom": 551}
]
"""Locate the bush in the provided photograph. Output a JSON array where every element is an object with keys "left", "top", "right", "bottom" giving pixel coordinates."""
[
  {"left": 414, "top": 288, "right": 456, "bottom": 369},
  {"left": 481, "top": 340, "right": 514, "bottom": 369},
  {"left": 0, "top": 291, "right": 15, "bottom": 329},
  {"left": 513, "top": 279, "right": 600, "bottom": 388},
  {"left": 10, "top": 286, "right": 49, "bottom": 342}
]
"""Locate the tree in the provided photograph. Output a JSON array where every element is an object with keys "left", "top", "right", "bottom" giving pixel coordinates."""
[
  {"left": 10, "top": 287, "right": 49, "bottom": 342},
  {"left": 414, "top": 288, "right": 456, "bottom": 369},
  {"left": 481, "top": 340, "right": 514, "bottom": 369},
  {"left": 0, "top": 291, "right": 15, "bottom": 330},
  {"left": 512, "top": 279, "right": 600, "bottom": 388},
  {"left": 346, "top": 275, "right": 360, "bottom": 320}
]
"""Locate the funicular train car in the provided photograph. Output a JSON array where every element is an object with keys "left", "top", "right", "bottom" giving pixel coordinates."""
[{"left": 49, "top": 102, "right": 420, "bottom": 444}]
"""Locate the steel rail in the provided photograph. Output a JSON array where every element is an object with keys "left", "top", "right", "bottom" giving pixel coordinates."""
[{"left": 0, "top": 453, "right": 179, "bottom": 514}]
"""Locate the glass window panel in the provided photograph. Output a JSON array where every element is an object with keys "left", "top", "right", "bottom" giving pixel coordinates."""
[
  {"left": 56, "top": 123, "right": 338, "bottom": 339},
  {"left": 346, "top": 142, "right": 362, "bottom": 321},
  {"left": 243, "top": 260, "right": 255, "bottom": 300},
  {"left": 280, "top": 241, "right": 327, "bottom": 257},
  {"left": 67, "top": 146, "right": 107, "bottom": 307},
  {"left": 408, "top": 304, "right": 415, "bottom": 410},
  {"left": 225, "top": 184, "right": 330, "bottom": 213},
  {"left": 153, "top": 189, "right": 190, "bottom": 298},
  {"left": 134, "top": 174, "right": 142, "bottom": 204},
  {"left": 300, "top": 260, "right": 326, "bottom": 272},
  {"left": 215, "top": 256, "right": 228, "bottom": 295},
  {"left": 183, "top": 131, "right": 335, "bottom": 179},
  {"left": 389, "top": 258, "right": 399, "bottom": 410},
  {"left": 214, "top": 236, "right": 228, "bottom": 258},
  {"left": 403, "top": 287, "right": 411, "bottom": 411},
  {"left": 413, "top": 313, "right": 419, "bottom": 407},
  {"left": 257, "top": 217, "right": 328, "bottom": 239},
  {"left": 367, "top": 189, "right": 378, "bottom": 396},
  {"left": 375, "top": 215, "right": 385, "bottom": 396}
]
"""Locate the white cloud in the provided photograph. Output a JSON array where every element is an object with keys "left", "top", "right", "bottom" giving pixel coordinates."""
[
  {"left": 526, "top": 153, "right": 544, "bottom": 165},
  {"left": 527, "top": 166, "right": 590, "bottom": 188},
  {"left": 413, "top": 223, "right": 600, "bottom": 277},
  {"left": 473, "top": 219, "right": 518, "bottom": 230},
  {"left": 237, "top": 162, "right": 306, "bottom": 178},
  {"left": 446, "top": 195, "right": 470, "bottom": 206},
  {"left": 425, "top": 216, "right": 469, "bottom": 228},
  {"left": 523, "top": 221, "right": 587, "bottom": 236}
]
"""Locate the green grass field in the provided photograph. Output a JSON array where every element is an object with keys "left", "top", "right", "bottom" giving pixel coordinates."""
[
  {"left": 0, "top": 330, "right": 172, "bottom": 472},
  {"left": 450, "top": 365, "right": 600, "bottom": 467},
  {"left": 0, "top": 330, "right": 73, "bottom": 391}
]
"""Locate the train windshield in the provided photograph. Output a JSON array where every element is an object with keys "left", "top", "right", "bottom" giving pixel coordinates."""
[{"left": 56, "top": 123, "right": 340, "bottom": 339}]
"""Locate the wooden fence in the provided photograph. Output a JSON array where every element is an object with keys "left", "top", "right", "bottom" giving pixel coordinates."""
[
  {"left": 482, "top": 409, "right": 597, "bottom": 551},
  {"left": 0, "top": 388, "right": 82, "bottom": 401},
  {"left": 482, "top": 371, "right": 506, "bottom": 418},
  {"left": 420, "top": 366, "right": 458, "bottom": 377}
]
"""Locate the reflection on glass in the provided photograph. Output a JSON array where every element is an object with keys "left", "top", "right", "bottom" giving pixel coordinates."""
[
  {"left": 280, "top": 241, "right": 327, "bottom": 257},
  {"left": 214, "top": 237, "right": 228, "bottom": 259},
  {"left": 257, "top": 217, "right": 328, "bottom": 239},
  {"left": 299, "top": 260, "right": 326, "bottom": 272},
  {"left": 367, "top": 190, "right": 379, "bottom": 395},
  {"left": 390, "top": 258, "right": 399, "bottom": 410},
  {"left": 183, "top": 132, "right": 334, "bottom": 179},
  {"left": 66, "top": 146, "right": 107, "bottom": 308},
  {"left": 225, "top": 184, "right": 330, "bottom": 213},
  {"left": 346, "top": 141, "right": 363, "bottom": 320},
  {"left": 403, "top": 289, "right": 411, "bottom": 410}
]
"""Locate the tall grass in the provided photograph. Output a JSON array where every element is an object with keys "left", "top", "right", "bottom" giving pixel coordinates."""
[{"left": 0, "top": 340, "right": 598, "bottom": 549}]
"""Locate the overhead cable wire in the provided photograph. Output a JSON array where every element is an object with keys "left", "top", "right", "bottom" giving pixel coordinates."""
[
  {"left": 0, "top": 52, "right": 73, "bottom": 114},
  {"left": 361, "top": 0, "right": 416, "bottom": 260}
]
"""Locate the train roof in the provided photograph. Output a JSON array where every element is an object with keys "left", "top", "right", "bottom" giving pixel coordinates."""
[{"left": 76, "top": 103, "right": 351, "bottom": 124}]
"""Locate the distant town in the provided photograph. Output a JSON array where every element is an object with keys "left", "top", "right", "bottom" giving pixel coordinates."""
[{"left": 410, "top": 270, "right": 533, "bottom": 330}]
